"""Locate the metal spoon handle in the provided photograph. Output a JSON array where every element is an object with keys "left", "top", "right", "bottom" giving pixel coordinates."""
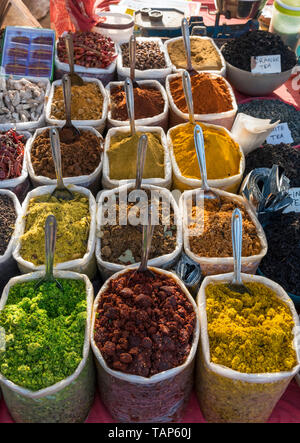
[
  {"left": 45, "top": 214, "right": 57, "bottom": 281},
  {"left": 65, "top": 33, "right": 75, "bottom": 76},
  {"left": 139, "top": 205, "right": 154, "bottom": 272},
  {"left": 62, "top": 74, "right": 72, "bottom": 126},
  {"left": 231, "top": 208, "right": 243, "bottom": 285},
  {"left": 194, "top": 124, "right": 210, "bottom": 191},
  {"left": 129, "top": 34, "right": 136, "bottom": 82},
  {"left": 181, "top": 18, "right": 193, "bottom": 72},
  {"left": 50, "top": 127, "right": 64, "bottom": 189},
  {"left": 124, "top": 77, "right": 135, "bottom": 136},
  {"left": 182, "top": 70, "right": 195, "bottom": 125},
  {"left": 135, "top": 134, "right": 148, "bottom": 190}
]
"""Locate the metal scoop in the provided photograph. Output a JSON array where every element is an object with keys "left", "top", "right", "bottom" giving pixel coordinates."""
[
  {"left": 49, "top": 127, "right": 74, "bottom": 201},
  {"left": 34, "top": 215, "right": 63, "bottom": 291},
  {"left": 181, "top": 18, "right": 198, "bottom": 77},
  {"left": 182, "top": 70, "right": 196, "bottom": 125},
  {"left": 226, "top": 208, "right": 252, "bottom": 296},
  {"left": 65, "top": 33, "right": 84, "bottom": 87},
  {"left": 125, "top": 77, "right": 136, "bottom": 136},
  {"left": 135, "top": 134, "right": 148, "bottom": 190},
  {"left": 194, "top": 124, "right": 221, "bottom": 206},
  {"left": 129, "top": 34, "right": 139, "bottom": 89},
  {"left": 59, "top": 74, "right": 81, "bottom": 144}
]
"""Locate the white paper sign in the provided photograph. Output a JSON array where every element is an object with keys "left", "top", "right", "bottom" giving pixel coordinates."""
[
  {"left": 251, "top": 55, "right": 281, "bottom": 74},
  {"left": 284, "top": 188, "right": 300, "bottom": 213},
  {"left": 266, "top": 122, "right": 294, "bottom": 145}
]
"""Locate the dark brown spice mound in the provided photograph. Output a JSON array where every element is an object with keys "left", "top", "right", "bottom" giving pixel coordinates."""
[
  {"left": 0, "top": 194, "right": 16, "bottom": 255},
  {"left": 94, "top": 269, "right": 196, "bottom": 377}
]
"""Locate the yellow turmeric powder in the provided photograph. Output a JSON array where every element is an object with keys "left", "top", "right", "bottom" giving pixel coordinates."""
[
  {"left": 206, "top": 282, "right": 297, "bottom": 373},
  {"left": 171, "top": 122, "right": 241, "bottom": 180},
  {"left": 108, "top": 131, "right": 165, "bottom": 180}
]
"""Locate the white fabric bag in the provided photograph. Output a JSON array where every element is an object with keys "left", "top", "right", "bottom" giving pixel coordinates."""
[
  {"left": 91, "top": 266, "right": 200, "bottom": 423},
  {"left": 45, "top": 77, "right": 108, "bottom": 134},
  {"left": 102, "top": 125, "right": 172, "bottom": 190},
  {"left": 166, "top": 72, "right": 237, "bottom": 130},
  {"left": 26, "top": 126, "right": 103, "bottom": 195},
  {"left": 0, "top": 270, "right": 95, "bottom": 423},
  {"left": 196, "top": 272, "right": 300, "bottom": 423},
  {"left": 180, "top": 188, "right": 268, "bottom": 276},
  {"left": 13, "top": 185, "right": 97, "bottom": 279},
  {"left": 106, "top": 80, "right": 169, "bottom": 132},
  {"left": 95, "top": 183, "right": 182, "bottom": 280}
]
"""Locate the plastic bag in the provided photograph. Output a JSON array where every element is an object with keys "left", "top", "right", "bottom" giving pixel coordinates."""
[
  {"left": 0, "top": 130, "right": 31, "bottom": 202},
  {"left": 0, "top": 77, "right": 51, "bottom": 133},
  {"left": 54, "top": 32, "right": 118, "bottom": 86},
  {"left": 117, "top": 37, "right": 173, "bottom": 84},
  {"left": 196, "top": 272, "right": 300, "bottom": 423},
  {"left": 13, "top": 185, "right": 97, "bottom": 280},
  {"left": 95, "top": 183, "right": 183, "bottom": 280},
  {"left": 0, "top": 189, "right": 22, "bottom": 291},
  {"left": 0, "top": 270, "right": 95, "bottom": 423},
  {"left": 166, "top": 72, "right": 237, "bottom": 130},
  {"left": 26, "top": 126, "right": 103, "bottom": 196},
  {"left": 167, "top": 122, "right": 245, "bottom": 194},
  {"left": 106, "top": 80, "right": 169, "bottom": 132},
  {"left": 45, "top": 77, "right": 108, "bottom": 134},
  {"left": 91, "top": 266, "right": 200, "bottom": 423},
  {"left": 180, "top": 188, "right": 268, "bottom": 276},
  {"left": 164, "top": 36, "right": 226, "bottom": 77},
  {"left": 102, "top": 125, "right": 172, "bottom": 190}
]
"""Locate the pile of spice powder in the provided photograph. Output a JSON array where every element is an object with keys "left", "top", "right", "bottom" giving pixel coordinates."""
[
  {"left": 0, "top": 129, "right": 25, "bottom": 180},
  {"left": 31, "top": 129, "right": 103, "bottom": 179},
  {"left": 260, "top": 212, "right": 300, "bottom": 297},
  {"left": 0, "top": 194, "right": 16, "bottom": 255},
  {"left": 20, "top": 192, "right": 90, "bottom": 266},
  {"left": 205, "top": 282, "right": 297, "bottom": 373},
  {"left": 243, "top": 143, "right": 300, "bottom": 187},
  {"left": 50, "top": 82, "right": 103, "bottom": 120},
  {"left": 100, "top": 191, "right": 177, "bottom": 265},
  {"left": 108, "top": 131, "right": 165, "bottom": 180},
  {"left": 110, "top": 85, "right": 164, "bottom": 121},
  {"left": 94, "top": 269, "right": 196, "bottom": 377},
  {"left": 169, "top": 73, "right": 232, "bottom": 115},
  {"left": 167, "top": 37, "right": 222, "bottom": 71},
  {"left": 0, "top": 279, "right": 86, "bottom": 391},
  {"left": 171, "top": 122, "right": 241, "bottom": 180},
  {"left": 189, "top": 197, "right": 261, "bottom": 257}
]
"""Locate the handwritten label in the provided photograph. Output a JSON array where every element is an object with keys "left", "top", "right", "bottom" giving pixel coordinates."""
[
  {"left": 266, "top": 122, "right": 294, "bottom": 145},
  {"left": 284, "top": 188, "right": 300, "bottom": 213},
  {"left": 251, "top": 55, "right": 281, "bottom": 74}
]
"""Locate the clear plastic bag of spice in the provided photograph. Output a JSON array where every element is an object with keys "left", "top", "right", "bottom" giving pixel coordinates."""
[
  {"left": 26, "top": 125, "right": 104, "bottom": 196},
  {"left": 102, "top": 125, "right": 172, "bottom": 190},
  {"left": 0, "top": 270, "right": 95, "bottom": 423},
  {"left": 106, "top": 80, "right": 169, "bottom": 133},
  {"left": 166, "top": 72, "right": 237, "bottom": 131},
  {"left": 95, "top": 183, "right": 183, "bottom": 280},
  {"left": 180, "top": 188, "right": 268, "bottom": 276},
  {"left": 45, "top": 77, "right": 108, "bottom": 135},
  {"left": 13, "top": 185, "right": 97, "bottom": 280},
  {"left": 91, "top": 266, "right": 200, "bottom": 423},
  {"left": 167, "top": 122, "right": 245, "bottom": 194},
  {"left": 196, "top": 272, "right": 300, "bottom": 423}
]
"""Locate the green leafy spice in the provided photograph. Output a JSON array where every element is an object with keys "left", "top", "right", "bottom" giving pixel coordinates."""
[{"left": 0, "top": 279, "right": 87, "bottom": 391}]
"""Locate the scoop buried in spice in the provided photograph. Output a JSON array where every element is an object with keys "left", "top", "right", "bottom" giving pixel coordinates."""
[
  {"left": 65, "top": 33, "right": 84, "bottom": 87},
  {"left": 181, "top": 18, "right": 198, "bottom": 77},
  {"left": 194, "top": 124, "right": 221, "bottom": 207},
  {"left": 49, "top": 128, "right": 74, "bottom": 201},
  {"left": 182, "top": 70, "right": 195, "bottom": 125},
  {"left": 135, "top": 134, "right": 148, "bottom": 190},
  {"left": 34, "top": 215, "right": 63, "bottom": 291},
  {"left": 129, "top": 34, "right": 139, "bottom": 89},
  {"left": 59, "top": 74, "right": 81, "bottom": 144},
  {"left": 125, "top": 77, "right": 136, "bottom": 136},
  {"left": 226, "top": 208, "right": 252, "bottom": 296}
]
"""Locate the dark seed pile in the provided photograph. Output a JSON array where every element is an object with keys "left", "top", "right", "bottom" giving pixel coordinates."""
[
  {"left": 238, "top": 99, "right": 300, "bottom": 146},
  {"left": 221, "top": 31, "right": 297, "bottom": 72},
  {"left": 243, "top": 143, "right": 300, "bottom": 187},
  {"left": 121, "top": 41, "right": 167, "bottom": 70},
  {"left": 0, "top": 194, "right": 16, "bottom": 255}
]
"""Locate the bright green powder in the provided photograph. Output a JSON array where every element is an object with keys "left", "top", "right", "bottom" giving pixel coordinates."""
[{"left": 0, "top": 279, "right": 87, "bottom": 391}]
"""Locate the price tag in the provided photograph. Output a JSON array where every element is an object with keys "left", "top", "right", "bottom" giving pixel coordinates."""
[
  {"left": 266, "top": 122, "right": 294, "bottom": 145},
  {"left": 251, "top": 55, "right": 281, "bottom": 74},
  {"left": 284, "top": 188, "right": 300, "bottom": 213}
]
